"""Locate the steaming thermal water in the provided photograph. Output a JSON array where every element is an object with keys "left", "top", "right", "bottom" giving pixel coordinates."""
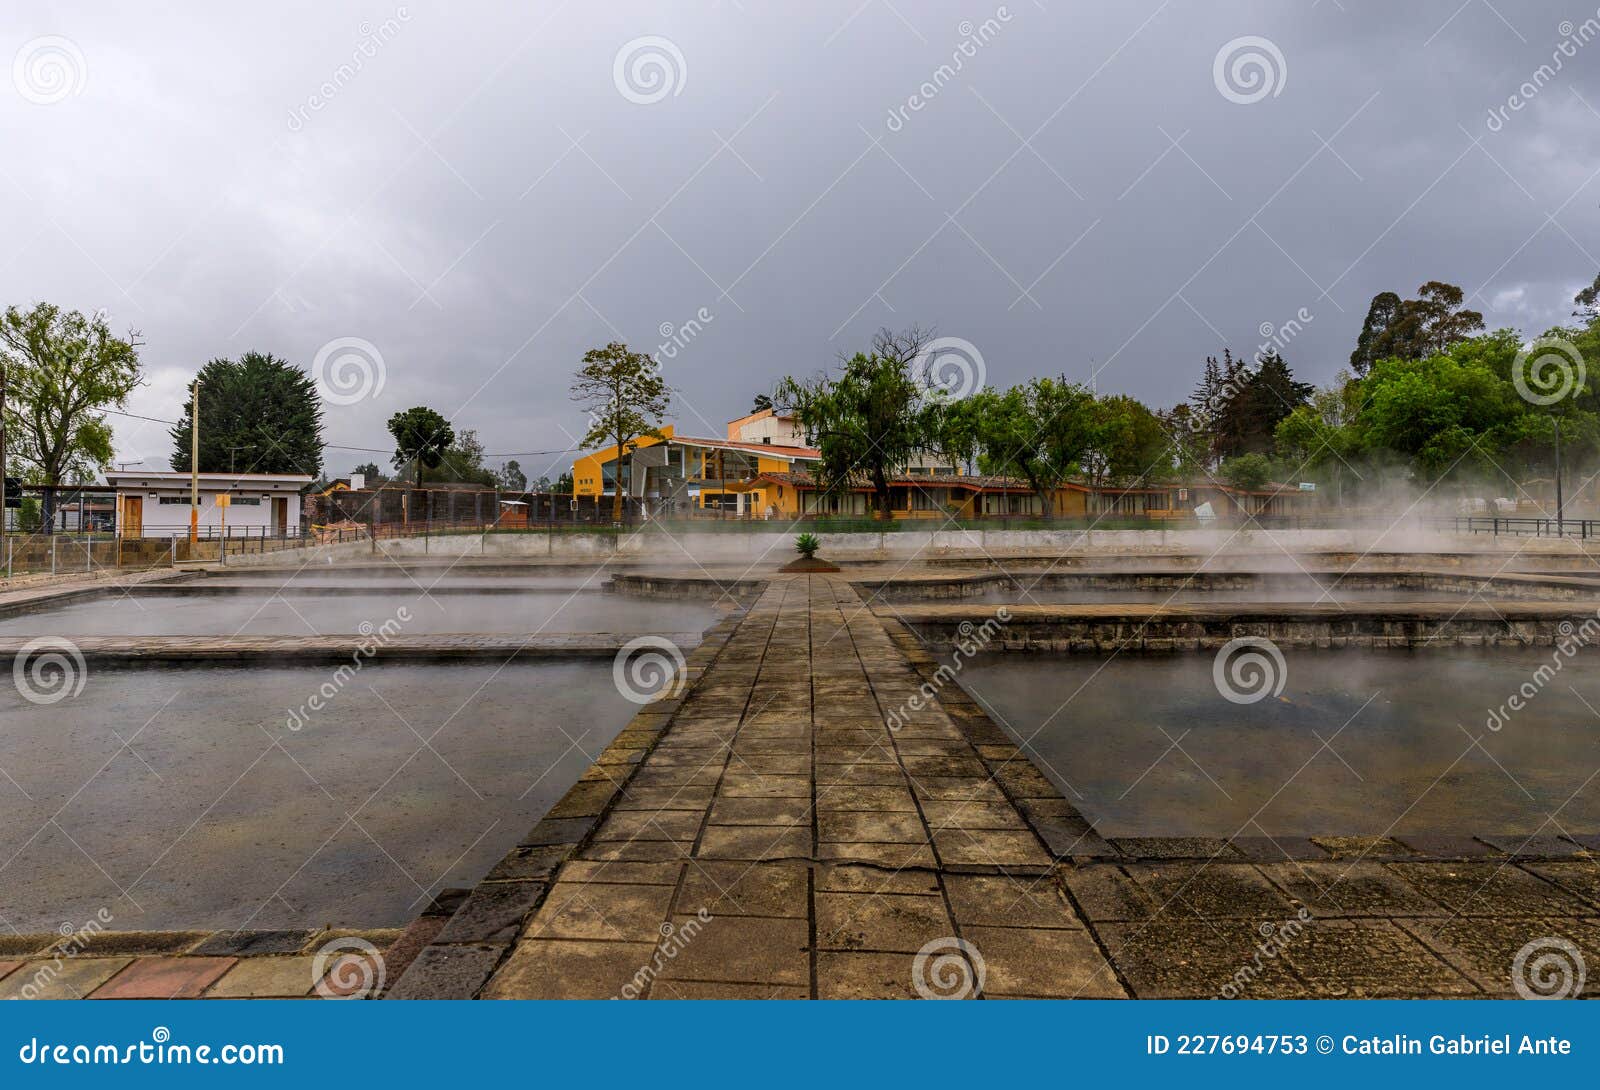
[
  {"left": 955, "top": 587, "right": 1514, "bottom": 606},
  {"left": 0, "top": 590, "right": 718, "bottom": 636},
  {"left": 958, "top": 649, "right": 1600, "bottom": 837},
  {"left": 0, "top": 662, "right": 642, "bottom": 931}
]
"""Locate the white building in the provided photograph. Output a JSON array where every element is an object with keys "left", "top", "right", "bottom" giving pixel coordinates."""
[{"left": 105, "top": 471, "right": 313, "bottom": 538}]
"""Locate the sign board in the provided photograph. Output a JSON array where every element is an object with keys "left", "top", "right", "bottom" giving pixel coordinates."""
[
  {"left": 214, "top": 493, "right": 231, "bottom": 507},
  {"left": 1298, "top": 482, "right": 1316, "bottom": 492}
]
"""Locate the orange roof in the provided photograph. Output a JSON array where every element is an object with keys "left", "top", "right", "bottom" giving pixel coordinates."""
[{"left": 668, "top": 435, "right": 821, "bottom": 461}]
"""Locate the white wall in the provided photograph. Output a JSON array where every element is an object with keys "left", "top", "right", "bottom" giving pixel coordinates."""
[{"left": 128, "top": 490, "right": 301, "bottom": 535}]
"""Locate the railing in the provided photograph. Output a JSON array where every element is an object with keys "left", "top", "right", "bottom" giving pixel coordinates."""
[{"left": 1426, "top": 516, "right": 1600, "bottom": 539}]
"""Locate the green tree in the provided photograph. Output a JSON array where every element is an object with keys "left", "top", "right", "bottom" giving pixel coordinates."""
[
  {"left": 1349, "top": 282, "right": 1484, "bottom": 374},
  {"left": 0, "top": 302, "right": 142, "bottom": 527},
  {"left": 387, "top": 406, "right": 455, "bottom": 488},
  {"left": 497, "top": 459, "right": 527, "bottom": 491},
  {"left": 1274, "top": 377, "right": 1362, "bottom": 504},
  {"left": 170, "top": 351, "right": 325, "bottom": 476},
  {"left": 777, "top": 329, "right": 938, "bottom": 519},
  {"left": 942, "top": 378, "right": 1096, "bottom": 515},
  {"left": 1574, "top": 273, "right": 1600, "bottom": 322},
  {"left": 418, "top": 428, "right": 496, "bottom": 486},
  {"left": 1084, "top": 394, "right": 1172, "bottom": 487},
  {"left": 571, "top": 341, "right": 671, "bottom": 521},
  {"left": 351, "top": 461, "right": 388, "bottom": 484},
  {"left": 751, "top": 392, "right": 773, "bottom": 413},
  {"left": 1220, "top": 452, "right": 1273, "bottom": 492}
]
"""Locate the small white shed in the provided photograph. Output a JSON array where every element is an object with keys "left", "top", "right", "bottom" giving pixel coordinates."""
[{"left": 104, "top": 471, "right": 314, "bottom": 538}]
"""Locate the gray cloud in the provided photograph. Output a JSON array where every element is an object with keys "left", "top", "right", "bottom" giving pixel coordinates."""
[{"left": 3, "top": 0, "right": 1598, "bottom": 478}]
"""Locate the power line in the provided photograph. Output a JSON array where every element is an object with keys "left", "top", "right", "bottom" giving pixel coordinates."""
[{"left": 95, "top": 407, "right": 585, "bottom": 459}]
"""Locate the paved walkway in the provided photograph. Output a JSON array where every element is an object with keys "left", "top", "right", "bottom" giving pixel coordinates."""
[
  {"left": 397, "top": 575, "right": 1122, "bottom": 998},
  {"left": 389, "top": 573, "right": 1600, "bottom": 1000}
]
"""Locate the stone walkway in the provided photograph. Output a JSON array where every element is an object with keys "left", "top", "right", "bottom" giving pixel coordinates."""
[{"left": 390, "top": 573, "right": 1600, "bottom": 1000}]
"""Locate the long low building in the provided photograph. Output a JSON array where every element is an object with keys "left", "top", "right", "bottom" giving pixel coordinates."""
[
  {"left": 572, "top": 409, "right": 1309, "bottom": 520},
  {"left": 105, "top": 470, "right": 313, "bottom": 538}
]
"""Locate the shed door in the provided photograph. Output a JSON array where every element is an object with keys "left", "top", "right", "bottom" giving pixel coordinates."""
[
  {"left": 273, "top": 497, "right": 287, "bottom": 534},
  {"left": 122, "top": 496, "right": 142, "bottom": 538}
]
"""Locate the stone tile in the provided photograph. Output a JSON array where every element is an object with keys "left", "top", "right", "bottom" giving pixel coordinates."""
[
  {"left": 815, "top": 892, "right": 951, "bottom": 953},
  {"left": 964, "top": 925, "right": 1125, "bottom": 998},
  {"left": 190, "top": 930, "right": 316, "bottom": 957},
  {"left": 1403, "top": 916, "right": 1600, "bottom": 996},
  {"left": 557, "top": 860, "right": 683, "bottom": 886},
  {"left": 816, "top": 951, "right": 923, "bottom": 999},
  {"left": 921, "top": 800, "right": 1027, "bottom": 830},
  {"left": 820, "top": 811, "right": 928, "bottom": 844},
  {"left": 90, "top": 957, "right": 235, "bottom": 999},
  {"left": 385, "top": 943, "right": 504, "bottom": 1000},
  {"left": 910, "top": 777, "right": 1009, "bottom": 804},
  {"left": 0, "top": 960, "right": 21, "bottom": 983},
  {"left": 1229, "top": 836, "right": 1328, "bottom": 862},
  {"left": 1111, "top": 837, "right": 1242, "bottom": 861},
  {"left": 370, "top": 916, "right": 445, "bottom": 988},
  {"left": 1123, "top": 863, "right": 1295, "bottom": 921},
  {"left": 1394, "top": 834, "right": 1501, "bottom": 859},
  {"left": 1311, "top": 836, "right": 1418, "bottom": 860},
  {"left": 525, "top": 882, "right": 676, "bottom": 942},
  {"left": 707, "top": 797, "right": 811, "bottom": 826},
  {"left": 1282, "top": 920, "right": 1476, "bottom": 998},
  {"left": 655, "top": 915, "right": 808, "bottom": 987},
  {"left": 719, "top": 773, "right": 811, "bottom": 798},
  {"left": 1258, "top": 862, "right": 1446, "bottom": 917},
  {"left": 944, "top": 874, "right": 1084, "bottom": 929},
  {"left": 1519, "top": 861, "right": 1600, "bottom": 910},
  {"left": 650, "top": 979, "right": 808, "bottom": 999},
  {"left": 205, "top": 956, "right": 317, "bottom": 998},
  {"left": 482, "top": 940, "right": 657, "bottom": 999},
  {"left": 818, "top": 864, "right": 941, "bottom": 896},
  {"left": 698, "top": 824, "right": 812, "bottom": 861},
  {"left": 1098, "top": 921, "right": 1301, "bottom": 998},
  {"left": 819, "top": 842, "right": 938, "bottom": 869},
  {"left": 76, "top": 931, "right": 209, "bottom": 956},
  {"left": 593, "top": 810, "right": 705, "bottom": 841},
  {"left": 1478, "top": 834, "right": 1584, "bottom": 858},
  {"left": 815, "top": 785, "right": 919, "bottom": 812},
  {"left": 933, "top": 829, "right": 1052, "bottom": 868},
  {"left": 0, "top": 957, "right": 131, "bottom": 1000},
  {"left": 614, "top": 784, "right": 715, "bottom": 811},
  {"left": 578, "top": 839, "right": 692, "bottom": 863},
  {"left": 1387, "top": 862, "right": 1591, "bottom": 916},
  {"left": 679, "top": 860, "right": 809, "bottom": 918},
  {"left": 816, "top": 764, "right": 907, "bottom": 788},
  {"left": 730, "top": 754, "right": 810, "bottom": 776},
  {"left": 434, "top": 881, "right": 548, "bottom": 944}
]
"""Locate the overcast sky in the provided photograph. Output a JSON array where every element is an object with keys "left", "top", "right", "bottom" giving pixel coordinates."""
[{"left": 4, "top": 0, "right": 1599, "bottom": 482}]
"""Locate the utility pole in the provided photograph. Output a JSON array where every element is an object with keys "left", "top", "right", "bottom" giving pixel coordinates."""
[
  {"left": 0, "top": 360, "right": 7, "bottom": 547},
  {"left": 189, "top": 378, "right": 200, "bottom": 544},
  {"left": 1554, "top": 414, "right": 1565, "bottom": 537}
]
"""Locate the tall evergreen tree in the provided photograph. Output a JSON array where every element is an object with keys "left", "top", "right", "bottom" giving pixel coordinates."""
[{"left": 171, "top": 351, "right": 324, "bottom": 476}]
